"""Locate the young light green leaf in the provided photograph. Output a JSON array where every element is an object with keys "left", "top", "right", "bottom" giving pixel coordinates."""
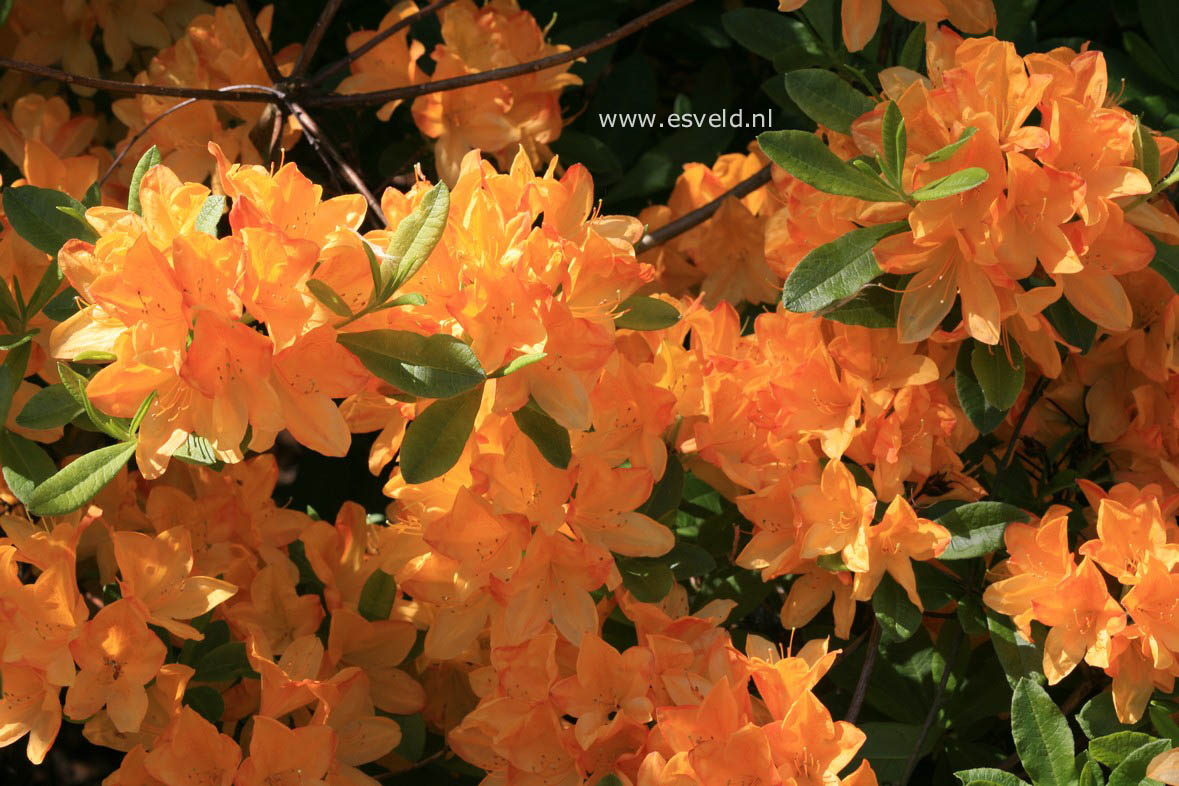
[
  {"left": 193, "top": 195, "right": 225, "bottom": 236},
  {"left": 880, "top": 102, "right": 907, "bottom": 191},
  {"left": 971, "top": 341, "right": 1025, "bottom": 412},
  {"left": 872, "top": 573, "right": 922, "bottom": 643},
  {"left": 0, "top": 429, "right": 57, "bottom": 504},
  {"left": 1105, "top": 738, "right": 1170, "bottom": 786},
  {"left": 782, "top": 221, "right": 908, "bottom": 313},
  {"left": 494, "top": 352, "right": 547, "bottom": 378},
  {"left": 127, "top": 146, "right": 161, "bottom": 216},
  {"left": 782, "top": 69, "right": 875, "bottom": 135},
  {"left": 911, "top": 167, "right": 990, "bottom": 201},
  {"left": 27, "top": 441, "right": 137, "bottom": 516},
  {"left": 57, "top": 362, "right": 131, "bottom": 440},
  {"left": 614, "top": 295, "right": 681, "bottom": 330},
  {"left": 15, "top": 384, "right": 85, "bottom": 430},
  {"left": 924, "top": 127, "right": 979, "bottom": 163},
  {"left": 1011, "top": 678, "right": 1077, "bottom": 786},
  {"left": 399, "top": 385, "right": 482, "bottom": 484},
  {"left": 1089, "top": 732, "right": 1163, "bottom": 769},
  {"left": 173, "top": 433, "right": 221, "bottom": 466},
  {"left": 381, "top": 292, "right": 426, "bottom": 309},
  {"left": 758, "top": 131, "right": 904, "bottom": 202},
  {"left": 358, "top": 569, "right": 397, "bottom": 621},
  {"left": 383, "top": 181, "right": 450, "bottom": 297},
  {"left": 3, "top": 185, "right": 97, "bottom": 256},
  {"left": 307, "top": 279, "right": 353, "bottom": 318},
  {"left": 338, "top": 330, "right": 485, "bottom": 399},
  {"left": 936, "top": 501, "right": 1027, "bottom": 560},
  {"left": 512, "top": 399, "right": 572, "bottom": 469}
]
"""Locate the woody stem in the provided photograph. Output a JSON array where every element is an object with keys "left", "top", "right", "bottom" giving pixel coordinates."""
[
  {"left": 634, "top": 165, "right": 772, "bottom": 254},
  {"left": 844, "top": 619, "right": 881, "bottom": 725},
  {"left": 233, "top": 0, "right": 283, "bottom": 84},
  {"left": 899, "top": 626, "right": 965, "bottom": 786}
]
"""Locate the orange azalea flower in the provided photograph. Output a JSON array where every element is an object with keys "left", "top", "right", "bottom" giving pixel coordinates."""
[
  {"left": 1078, "top": 485, "right": 1179, "bottom": 584},
  {"left": 852, "top": 496, "right": 950, "bottom": 606},
  {"left": 550, "top": 633, "right": 655, "bottom": 749},
  {"left": 113, "top": 526, "right": 237, "bottom": 639},
  {"left": 82, "top": 663, "right": 192, "bottom": 753},
  {"left": 326, "top": 607, "right": 425, "bottom": 716},
  {"left": 779, "top": 0, "right": 994, "bottom": 52},
  {"left": 568, "top": 458, "right": 675, "bottom": 558},
  {"left": 1121, "top": 559, "right": 1179, "bottom": 672},
  {"left": 409, "top": 0, "right": 581, "bottom": 183},
  {"left": 336, "top": 1, "right": 426, "bottom": 120},
  {"left": 796, "top": 460, "right": 876, "bottom": 572},
  {"left": 140, "top": 705, "right": 241, "bottom": 786},
  {"left": 235, "top": 714, "right": 337, "bottom": 786},
  {"left": 1031, "top": 557, "right": 1126, "bottom": 682},
  {"left": 65, "top": 599, "right": 168, "bottom": 734},
  {"left": 982, "top": 505, "right": 1074, "bottom": 636},
  {"left": 0, "top": 663, "right": 62, "bottom": 765}
]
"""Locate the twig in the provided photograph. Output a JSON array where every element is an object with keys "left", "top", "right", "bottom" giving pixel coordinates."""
[
  {"left": 1000, "top": 376, "right": 1049, "bottom": 472},
  {"left": 284, "top": 100, "right": 385, "bottom": 223},
  {"left": 293, "top": 0, "right": 346, "bottom": 79},
  {"left": 899, "top": 627, "right": 965, "bottom": 786},
  {"left": 845, "top": 620, "right": 881, "bottom": 725},
  {"left": 233, "top": 0, "right": 283, "bottom": 84},
  {"left": 634, "top": 165, "right": 771, "bottom": 254},
  {"left": 0, "top": 58, "right": 279, "bottom": 103},
  {"left": 96, "top": 84, "right": 276, "bottom": 188},
  {"left": 303, "top": 0, "right": 696, "bottom": 106},
  {"left": 310, "top": 0, "right": 460, "bottom": 86}
]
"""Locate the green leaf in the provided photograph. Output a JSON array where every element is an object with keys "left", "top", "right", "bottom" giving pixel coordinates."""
[
  {"left": 881, "top": 102, "right": 907, "bottom": 189},
  {"left": 127, "top": 146, "right": 161, "bottom": 216},
  {"left": 512, "top": 399, "right": 572, "bottom": 469},
  {"left": 721, "top": 8, "right": 815, "bottom": 59},
  {"left": 57, "top": 362, "right": 131, "bottom": 440},
  {"left": 899, "top": 23, "right": 925, "bottom": 71},
  {"left": 956, "top": 342, "right": 1008, "bottom": 433},
  {"left": 954, "top": 769, "right": 1031, "bottom": 786},
  {"left": 821, "top": 282, "right": 899, "bottom": 327},
  {"left": 25, "top": 260, "right": 64, "bottom": 320},
  {"left": 758, "top": 130, "right": 904, "bottom": 202},
  {"left": 782, "top": 221, "right": 908, "bottom": 313},
  {"left": 307, "top": 279, "right": 353, "bottom": 318},
  {"left": 1150, "top": 701, "right": 1179, "bottom": 745},
  {"left": 389, "top": 713, "right": 426, "bottom": 761},
  {"left": 664, "top": 542, "right": 716, "bottom": 579},
  {"left": 1134, "top": 119, "right": 1162, "bottom": 185},
  {"left": 872, "top": 573, "right": 922, "bottom": 643},
  {"left": 924, "top": 127, "right": 979, "bottom": 163},
  {"left": 1080, "top": 693, "right": 1143, "bottom": 740},
  {"left": 782, "top": 69, "right": 875, "bottom": 135},
  {"left": 1043, "top": 294, "right": 1097, "bottom": 354},
  {"left": 1080, "top": 756, "right": 1106, "bottom": 786},
  {"left": 971, "top": 341, "right": 1025, "bottom": 411},
  {"left": 26, "top": 441, "right": 136, "bottom": 516},
  {"left": 639, "top": 453, "right": 683, "bottom": 521},
  {"left": 0, "top": 430, "right": 56, "bottom": 505},
  {"left": 183, "top": 685, "right": 225, "bottom": 724},
  {"left": 0, "top": 364, "right": 16, "bottom": 427},
  {"left": 3, "top": 185, "right": 97, "bottom": 256},
  {"left": 614, "top": 295, "right": 681, "bottom": 330},
  {"left": 937, "top": 501, "right": 1027, "bottom": 560},
  {"left": 382, "top": 181, "right": 450, "bottom": 297},
  {"left": 358, "top": 569, "right": 397, "bottom": 621},
  {"left": 0, "top": 278, "right": 21, "bottom": 330},
  {"left": 194, "top": 641, "right": 256, "bottom": 683},
  {"left": 193, "top": 195, "right": 225, "bottom": 237},
  {"left": 1105, "top": 738, "right": 1170, "bottom": 786},
  {"left": 382, "top": 292, "right": 426, "bottom": 309},
  {"left": 399, "top": 385, "right": 482, "bottom": 484},
  {"left": 0, "top": 330, "right": 35, "bottom": 351},
  {"left": 172, "top": 433, "right": 221, "bottom": 466},
  {"left": 616, "top": 556, "right": 675, "bottom": 602},
  {"left": 494, "top": 352, "right": 546, "bottom": 377},
  {"left": 1089, "top": 732, "right": 1163, "bottom": 769},
  {"left": 1011, "top": 678, "right": 1077, "bottom": 786},
  {"left": 851, "top": 722, "right": 928, "bottom": 785},
  {"left": 338, "top": 330, "right": 485, "bottom": 399},
  {"left": 81, "top": 182, "right": 101, "bottom": 209},
  {"left": 1139, "top": 0, "right": 1179, "bottom": 82},
  {"left": 15, "top": 384, "right": 84, "bottom": 430},
  {"left": 911, "top": 167, "right": 990, "bottom": 201},
  {"left": 1150, "top": 238, "right": 1179, "bottom": 294},
  {"left": 987, "top": 608, "right": 1044, "bottom": 687}
]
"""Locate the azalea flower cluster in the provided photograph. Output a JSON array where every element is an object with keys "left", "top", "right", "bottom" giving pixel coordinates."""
[
  {"left": 338, "top": 0, "right": 580, "bottom": 184},
  {"left": 655, "top": 303, "right": 965, "bottom": 635},
  {"left": 984, "top": 480, "right": 1179, "bottom": 726}
]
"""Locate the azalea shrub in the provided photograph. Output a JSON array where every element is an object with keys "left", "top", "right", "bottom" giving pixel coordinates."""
[{"left": 5, "top": 0, "right": 1179, "bottom": 785}]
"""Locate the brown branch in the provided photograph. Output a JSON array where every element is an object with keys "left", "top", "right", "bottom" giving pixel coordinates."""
[
  {"left": 634, "top": 165, "right": 771, "bottom": 254},
  {"left": 293, "top": 0, "right": 346, "bottom": 78},
  {"left": 309, "top": 0, "right": 461, "bottom": 87},
  {"left": 0, "top": 58, "right": 279, "bottom": 103},
  {"left": 284, "top": 100, "right": 385, "bottom": 225},
  {"left": 303, "top": 0, "right": 696, "bottom": 106},
  {"left": 233, "top": 0, "right": 283, "bottom": 84},
  {"left": 844, "top": 620, "right": 881, "bottom": 725}
]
